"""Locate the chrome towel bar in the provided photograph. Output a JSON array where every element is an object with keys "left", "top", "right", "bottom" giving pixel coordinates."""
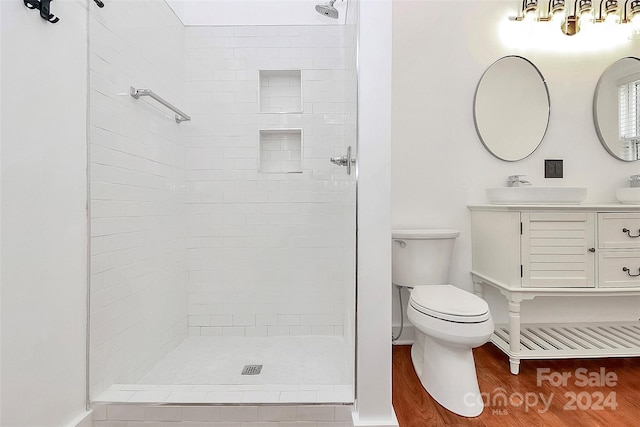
[{"left": 129, "top": 86, "right": 190, "bottom": 123}]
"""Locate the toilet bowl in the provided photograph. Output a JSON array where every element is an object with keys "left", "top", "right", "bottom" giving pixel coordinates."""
[{"left": 392, "top": 229, "right": 494, "bottom": 417}]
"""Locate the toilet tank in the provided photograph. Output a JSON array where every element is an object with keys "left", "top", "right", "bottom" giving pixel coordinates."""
[{"left": 392, "top": 229, "right": 460, "bottom": 287}]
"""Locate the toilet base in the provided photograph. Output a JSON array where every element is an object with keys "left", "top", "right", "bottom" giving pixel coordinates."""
[{"left": 410, "top": 332, "right": 484, "bottom": 417}]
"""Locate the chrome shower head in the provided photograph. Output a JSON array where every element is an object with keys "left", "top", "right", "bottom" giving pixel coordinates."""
[{"left": 315, "top": 0, "right": 339, "bottom": 19}]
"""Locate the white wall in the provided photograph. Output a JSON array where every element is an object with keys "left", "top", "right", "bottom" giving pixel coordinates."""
[
  {"left": 354, "top": 0, "right": 397, "bottom": 426},
  {"left": 392, "top": 0, "right": 640, "bottom": 326},
  {"left": 88, "top": 1, "right": 188, "bottom": 398},
  {"left": 184, "top": 25, "right": 354, "bottom": 338},
  {"left": 1, "top": 2, "right": 4, "bottom": 423},
  {"left": 0, "top": 1, "right": 88, "bottom": 425}
]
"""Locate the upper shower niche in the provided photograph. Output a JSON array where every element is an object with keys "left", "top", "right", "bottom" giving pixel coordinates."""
[
  {"left": 165, "top": 0, "right": 349, "bottom": 26},
  {"left": 260, "top": 70, "right": 303, "bottom": 113}
]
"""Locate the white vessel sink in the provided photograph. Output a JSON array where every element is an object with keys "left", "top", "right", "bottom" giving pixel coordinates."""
[
  {"left": 487, "top": 187, "right": 587, "bottom": 205},
  {"left": 616, "top": 188, "right": 640, "bottom": 204}
]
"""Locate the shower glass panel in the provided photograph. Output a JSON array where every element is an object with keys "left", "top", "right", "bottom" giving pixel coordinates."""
[{"left": 87, "top": 0, "right": 357, "bottom": 405}]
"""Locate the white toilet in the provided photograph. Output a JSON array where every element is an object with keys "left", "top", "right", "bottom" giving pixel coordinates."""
[{"left": 392, "top": 228, "right": 494, "bottom": 417}]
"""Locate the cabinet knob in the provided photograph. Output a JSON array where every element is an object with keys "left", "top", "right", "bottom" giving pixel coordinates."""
[{"left": 588, "top": 248, "right": 596, "bottom": 253}]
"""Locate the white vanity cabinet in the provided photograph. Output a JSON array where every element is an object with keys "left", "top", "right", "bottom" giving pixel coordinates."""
[{"left": 469, "top": 205, "right": 640, "bottom": 374}]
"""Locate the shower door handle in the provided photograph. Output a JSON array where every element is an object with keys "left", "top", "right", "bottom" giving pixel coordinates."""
[{"left": 330, "top": 146, "right": 356, "bottom": 175}]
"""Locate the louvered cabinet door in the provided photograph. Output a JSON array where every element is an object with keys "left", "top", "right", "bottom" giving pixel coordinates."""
[{"left": 521, "top": 212, "right": 596, "bottom": 288}]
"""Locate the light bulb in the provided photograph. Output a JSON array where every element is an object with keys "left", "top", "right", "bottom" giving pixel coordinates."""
[{"left": 605, "top": 12, "right": 621, "bottom": 23}]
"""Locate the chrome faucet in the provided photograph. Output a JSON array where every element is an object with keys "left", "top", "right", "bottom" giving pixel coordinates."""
[
  {"left": 507, "top": 175, "right": 531, "bottom": 187},
  {"left": 630, "top": 174, "right": 640, "bottom": 188}
]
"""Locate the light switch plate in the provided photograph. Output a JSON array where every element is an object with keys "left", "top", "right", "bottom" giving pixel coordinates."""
[{"left": 545, "top": 159, "right": 563, "bottom": 178}]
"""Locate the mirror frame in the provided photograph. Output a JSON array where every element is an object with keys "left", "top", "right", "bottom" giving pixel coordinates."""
[
  {"left": 593, "top": 56, "right": 640, "bottom": 162},
  {"left": 473, "top": 55, "right": 551, "bottom": 162}
]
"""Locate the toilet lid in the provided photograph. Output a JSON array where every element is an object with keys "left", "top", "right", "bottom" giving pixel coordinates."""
[{"left": 409, "top": 285, "right": 490, "bottom": 323}]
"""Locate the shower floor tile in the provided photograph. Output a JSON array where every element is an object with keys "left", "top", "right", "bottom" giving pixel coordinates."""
[{"left": 94, "top": 336, "right": 354, "bottom": 404}]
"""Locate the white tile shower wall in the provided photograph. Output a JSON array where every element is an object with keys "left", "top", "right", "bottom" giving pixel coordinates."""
[
  {"left": 94, "top": 403, "right": 353, "bottom": 426},
  {"left": 185, "top": 25, "right": 355, "bottom": 337},
  {"left": 89, "top": 2, "right": 188, "bottom": 398}
]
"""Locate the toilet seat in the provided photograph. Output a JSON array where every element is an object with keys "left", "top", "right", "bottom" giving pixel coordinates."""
[{"left": 409, "top": 285, "right": 490, "bottom": 323}]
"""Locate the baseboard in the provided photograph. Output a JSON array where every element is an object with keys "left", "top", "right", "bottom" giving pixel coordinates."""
[
  {"left": 391, "top": 324, "right": 415, "bottom": 345},
  {"left": 352, "top": 408, "right": 399, "bottom": 427},
  {"left": 66, "top": 410, "right": 92, "bottom": 427}
]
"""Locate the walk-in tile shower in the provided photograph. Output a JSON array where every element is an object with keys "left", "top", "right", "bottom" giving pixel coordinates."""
[{"left": 88, "top": 0, "right": 357, "bottom": 405}]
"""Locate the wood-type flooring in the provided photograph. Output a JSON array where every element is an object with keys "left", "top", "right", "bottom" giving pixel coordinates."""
[{"left": 392, "top": 343, "right": 640, "bottom": 427}]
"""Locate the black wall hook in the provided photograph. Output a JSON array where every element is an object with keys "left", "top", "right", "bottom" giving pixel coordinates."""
[
  {"left": 24, "top": 0, "right": 104, "bottom": 24},
  {"left": 24, "top": 0, "right": 59, "bottom": 23}
]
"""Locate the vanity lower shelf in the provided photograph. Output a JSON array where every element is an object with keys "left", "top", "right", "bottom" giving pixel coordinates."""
[{"left": 491, "top": 321, "right": 640, "bottom": 362}]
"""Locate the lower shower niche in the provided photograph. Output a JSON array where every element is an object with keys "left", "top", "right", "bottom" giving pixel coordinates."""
[
  {"left": 93, "top": 336, "right": 352, "bottom": 404},
  {"left": 259, "top": 129, "right": 303, "bottom": 173}
]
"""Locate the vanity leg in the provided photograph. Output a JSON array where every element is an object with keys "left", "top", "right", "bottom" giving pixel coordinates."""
[
  {"left": 509, "top": 358, "right": 520, "bottom": 375},
  {"left": 508, "top": 300, "right": 521, "bottom": 375}
]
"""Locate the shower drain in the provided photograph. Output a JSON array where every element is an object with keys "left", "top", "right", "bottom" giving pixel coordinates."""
[{"left": 241, "top": 364, "right": 263, "bottom": 375}]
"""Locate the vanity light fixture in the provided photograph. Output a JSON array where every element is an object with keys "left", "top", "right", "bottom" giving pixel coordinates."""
[
  {"left": 525, "top": 0, "right": 540, "bottom": 12},
  {"left": 557, "top": 0, "right": 593, "bottom": 35},
  {"left": 627, "top": 0, "right": 640, "bottom": 38},
  {"left": 622, "top": 0, "right": 640, "bottom": 22},
  {"left": 577, "top": 0, "right": 595, "bottom": 17},
  {"left": 594, "top": 0, "right": 620, "bottom": 22},
  {"left": 539, "top": 0, "right": 566, "bottom": 21},
  {"left": 512, "top": 0, "right": 640, "bottom": 35},
  {"left": 552, "top": 0, "right": 568, "bottom": 13},
  {"left": 513, "top": 0, "right": 540, "bottom": 20}
]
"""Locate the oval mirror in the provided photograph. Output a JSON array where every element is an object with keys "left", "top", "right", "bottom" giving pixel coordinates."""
[
  {"left": 594, "top": 57, "right": 640, "bottom": 162},
  {"left": 473, "top": 56, "right": 550, "bottom": 162}
]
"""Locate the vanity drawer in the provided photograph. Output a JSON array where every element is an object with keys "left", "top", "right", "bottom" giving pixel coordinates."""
[
  {"left": 598, "top": 251, "right": 640, "bottom": 287},
  {"left": 598, "top": 213, "right": 640, "bottom": 249}
]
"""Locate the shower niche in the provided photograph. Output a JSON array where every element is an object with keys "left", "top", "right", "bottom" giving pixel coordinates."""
[
  {"left": 259, "top": 129, "right": 303, "bottom": 173},
  {"left": 259, "top": 70, "right": 303, "bottom": 113}
]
